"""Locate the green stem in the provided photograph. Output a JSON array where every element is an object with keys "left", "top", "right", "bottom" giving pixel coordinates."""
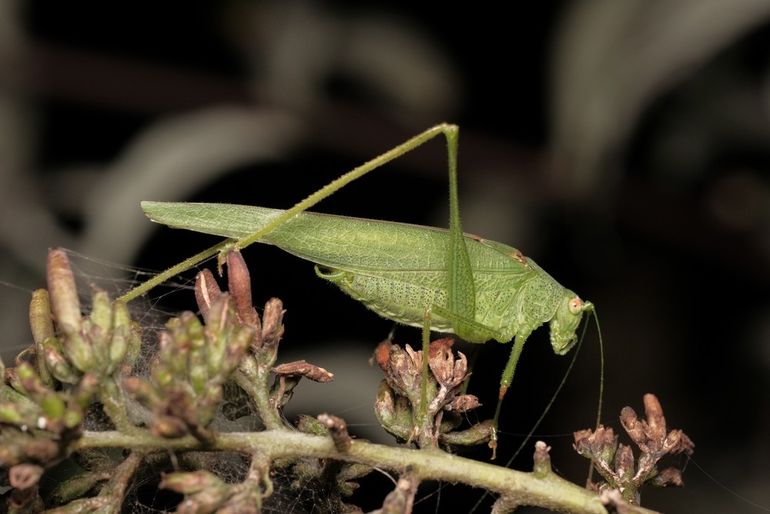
[
  {"left": 71, "top": 429, "right": 656, "bottom": 514},
  {"left": 99, "top": 378, "right": 143, "bottom": 435},
  {"left": 234, "top": 363, "right": 284, "bottom": 431}
]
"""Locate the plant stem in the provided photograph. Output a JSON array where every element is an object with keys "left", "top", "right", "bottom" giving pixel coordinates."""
[{"left": 72, "top": 430, "right": 657, "bottom": 514}]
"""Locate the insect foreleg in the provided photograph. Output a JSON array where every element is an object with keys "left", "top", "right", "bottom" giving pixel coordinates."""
[{"left": 489, "top": 330, "right": 531, "bottom": 459}]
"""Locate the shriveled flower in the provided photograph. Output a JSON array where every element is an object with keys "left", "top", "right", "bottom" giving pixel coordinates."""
[{"left": 574, "top": 394, "right": 694, "bottom": 504}]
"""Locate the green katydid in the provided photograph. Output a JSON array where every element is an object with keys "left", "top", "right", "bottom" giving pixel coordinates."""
[{"left": 120, "top": 124, "right": 596, "bottom": 454}]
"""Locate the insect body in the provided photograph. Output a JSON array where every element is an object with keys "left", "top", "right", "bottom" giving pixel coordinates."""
[
  {"left": 141, "top": 202, "right": 591, "bottom": 358},
  {"left": 126, "top": 124, "right": 595, "bottom": 452}
]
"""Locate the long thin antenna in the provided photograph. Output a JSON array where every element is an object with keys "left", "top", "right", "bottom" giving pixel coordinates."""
[
  {"left": 469, "top": 319, "right": 590, "bottom": 513},
  {"left": 586, "top": 309, "right": 605, "bottom": 485}
]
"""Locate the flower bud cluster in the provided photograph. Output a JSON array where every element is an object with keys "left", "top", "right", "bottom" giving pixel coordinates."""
[
  {"left": 574, "top": 394, "right": 694, "bottom": 504},
  {"left": 374, "top": 338, "right": 491, "bottom": 449},
  {"left": 124, "top": 293, "right": 254, "bottom": 442}
]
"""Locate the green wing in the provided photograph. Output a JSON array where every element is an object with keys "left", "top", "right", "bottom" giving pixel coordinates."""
[
  {"left": 142, "top": 202, "right": 527, "bottom": 274},
  {"left": 142, "top": 201, "right": 543, "bottom": 341}
]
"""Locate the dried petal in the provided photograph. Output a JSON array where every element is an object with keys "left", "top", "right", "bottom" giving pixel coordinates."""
[{"left": 428, "top": 338, "right": 467, "bottom": 390}]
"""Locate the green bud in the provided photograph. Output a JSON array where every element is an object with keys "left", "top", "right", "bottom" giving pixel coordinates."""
[
  {"left": 29, "top": 290, "right": 55, "bottom": 387},
  {"left": 151, "top": 367, "right": 174, "bottom": 389},
  {"left": 50, "top": 471, "right": 110, "bottom": 505},
  {"left": 123, "top": 377, "right": 161, "bottom": 407},
  {"left": 161, "top": 470, "right": 225, "bottom": 494},
  {"left": 63, "top": 407, "right": 83, "bottom": 429},
  {"left": 0, "top": 402, "right": 26, "bottom": 424},
  {"left": 204, "top": 296, "right": 231, "bottom": 374},
  {"left": 223, "top": 325, "right": 254, "bottom": 375},
  {"left": 16, "top": 362, "right": 46, "bottom": 398},
  {"left": 374, "top": 381, "right": 413, "bottom": 441},
  {"left": 43, "top": 343, "right": 80, "bottom": 384},
  {"left": 108, "top": 301, "right": 135, "bottom": 370},
  {"left": 296, "top": 414, "right": 329, "bottom": 436},
  {"left": 62, "top": 331, "right": 94, "bottom": 374},
  {"left": 87, "top": 289, "right": 112, "bottom": 368},
  {"left": 40, "top": 393, "right": 66, "bottom": 420}
]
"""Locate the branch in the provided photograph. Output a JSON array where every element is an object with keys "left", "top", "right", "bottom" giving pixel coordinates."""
[{"left": 73, "top": 429, "right": 658, "bottom": 514}]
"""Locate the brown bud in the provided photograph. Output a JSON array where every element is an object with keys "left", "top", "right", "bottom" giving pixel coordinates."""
[
  {"left": 643, "top": 393, "right": 666, "bottom": 441},
  {"left": 226, "top": 251, "right": 259, "bottom": 327},
  {"left": 533, "top": 441, "right": 552, "bottom": 477},
  {"left": 46, "top": 249, "right": 82, "bottom": 334},
  {"left": 445, "top": 394, "right": 480, "bottom": 413},
  {"left": 195, "top": 268, "right": 222, "bottom": 323},
  {"left": 9, "top": 464, "right": 44, "bottom": 490},
  {"left": 428, "top": 338, "right": 467, "bottom": 390},
  {"left": 273, "top": 360, "right": 334, "bottom": 383},
  {"left": 317, "top": 413, "right": 352, "bottom": 452},
  {"left": 652, "top": 467, "right": 685, "bottom": 487}
]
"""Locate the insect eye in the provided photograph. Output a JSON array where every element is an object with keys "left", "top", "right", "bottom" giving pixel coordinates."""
[{"left": 568, "top": 297, "right": 583, "bottom": 314}]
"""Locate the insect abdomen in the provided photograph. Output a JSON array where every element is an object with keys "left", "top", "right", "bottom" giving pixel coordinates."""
[{"left": 319, "top": 268, "right": 455, "bottom": 332}]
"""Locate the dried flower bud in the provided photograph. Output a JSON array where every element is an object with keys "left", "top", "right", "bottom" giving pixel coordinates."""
[
  {"left": 273, "top": 360, "right": 334, "bottom": 383},
  {"left": 643, "top": 393, "right": 666, "bottom": 438},
  {"left": 226, "top": 251, "right": 259, "bottom": 327},
  {"left": 161, "top": 470, "right": 226, "bottom": 495},
  {"left": 445, "top": 394, "right": 480, "bottom": 413},
  {"left": 317, "top": 413, "right": 352, "bottom": 452},
  {"left": 533, "top": 441, "right": 552, "bottom": 477},
  {"left": 46, "top": 249, "right": 82, "bottom": 335},
  {"left": 152, "top": 415, "right": 189, "bottom": 439},
  {"left": 428, "top": 338, "right": 467, "bottom": 391},
  {"left": 380, "top": 474, "right": 418, "bottom": 514},
  {"left": 195, "top": 268, "right": 223, "bottom": 323},
  {"left": 260, "top": 298, "right": 285, "bottom": 349},
  {"left": 652, "top": 467, "right": 684, "bottom": 488},
  {"left": 9, "top": 463, "right": 44, "bottom": 490}
]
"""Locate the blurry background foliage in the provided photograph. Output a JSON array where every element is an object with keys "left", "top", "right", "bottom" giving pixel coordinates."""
[{"left": 1, "top": 1, "right": 769, "bottom": 512}]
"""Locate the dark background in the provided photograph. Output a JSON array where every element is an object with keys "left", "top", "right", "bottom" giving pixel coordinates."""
[{"left": 2, "top": 1, "right": 769, "bottom": 512}]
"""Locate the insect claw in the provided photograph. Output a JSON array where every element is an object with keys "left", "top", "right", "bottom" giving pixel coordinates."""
[{"left": 489, "top": 428, "right": 498, "bottom": 460}]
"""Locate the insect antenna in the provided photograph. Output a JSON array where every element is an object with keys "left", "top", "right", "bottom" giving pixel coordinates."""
[
  {"left": 468, "top": 319, "right": 590, "bottom": 513},
  {"left": 585, "top": 307, "right": 605, "bottom": 486}
]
